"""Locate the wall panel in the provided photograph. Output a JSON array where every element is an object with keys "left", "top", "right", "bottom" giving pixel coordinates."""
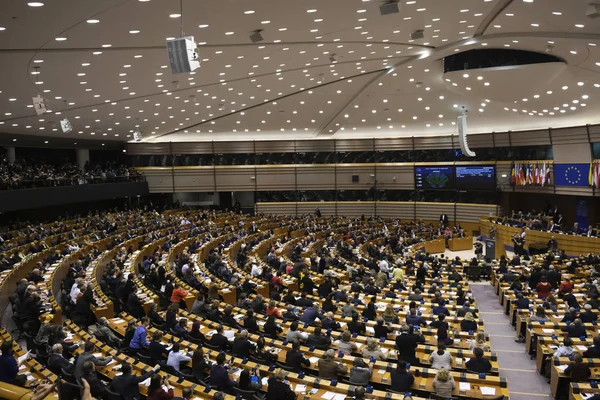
[
  {"left": 171, "top": 142, "right": 213, "bottom": 154},
  {"left": 255, "top": 141, "right": 296, "bottom": 153},
  {"left": 416, "top": 202, "right": 454, "bottom": 222},
  {"left": 173, "top": 168, "right": 214, "bottom": 192},
  {"left": 255, "top": 166, "right": 296, "bottom": 191},
  {"left": 376, "top": 202, "right": 415, "bottom": 219},
  {"left": 510, "top": 129, "right": 551, "bottom": 146},
  {"left": 414, "top": 136, "right": 454, "bottom": 150},
  {"left": 376, "top": 165, "right": 415, "bottom": 190},
  {"left": 295, "top": 140, "right": 336, "bottom": 153},
  {"left": 297, "top": 202, "right": 336, "bottom": 216},
  {"left": 142, "top": 169, "right": 173, "bottom": 192},
  {"left": 374, "top": 138, "right": 413, "bottom": 151},
  {"left": 214, "top": 166, "right": 256, "bottom": 191},
  {"left": 551, "top": 126, "right": 590, "bottom": 145},
  {"left": 335, "top": 164, "right": 376, "bottom": 190},
  {"left": 337, "top": 201, "right": 376, "bottom": 217},
  {"left": 296, "top": 165, "right": 336, "bottom": 190}
]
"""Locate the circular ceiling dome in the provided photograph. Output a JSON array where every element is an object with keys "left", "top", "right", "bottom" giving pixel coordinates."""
[{"left": 442, "top": 49, "right": 567, "bottom": 103}]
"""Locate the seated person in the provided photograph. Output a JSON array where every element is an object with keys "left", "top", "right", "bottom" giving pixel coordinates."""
[
  {"left": 390, "top": 361, "right": 414, "bottom": 393},
  {"left": 285, "top": 341, "right": 310, "bottom": 372},
  {"left": 465, "top": 348, "right": 492, "bottom": 374}
]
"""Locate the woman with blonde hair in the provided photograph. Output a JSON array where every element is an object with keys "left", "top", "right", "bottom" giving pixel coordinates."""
[
  {"left": 338, "top": 330, "right": 358, "bottom": 355},
  {"left": 469, "top": 331, "right": 490, "bottom": 352},
  {"left": 432, "top": 369, "right": 456, "bottom": 398},
  {"left": 460, "top": 312, "right": 478, "bottom": 332},
  {"left": 382, "top": 304, "right": 399, "bottom": 324},
  {"left": 361, "top": 338, "right": 386, "bottom": 361}
]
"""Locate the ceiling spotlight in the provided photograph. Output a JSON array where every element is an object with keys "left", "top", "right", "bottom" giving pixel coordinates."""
[
  {"left": 411, "top": 29, "right": 425, "bottom": 40},
  {"left": 250, "top": 29, "right": 264, "bottom": 43},
  {"left": 380, "top": 0, "right": 400, "bottom": 15},
  {"left": 587, "top": 3, "right": 600, "bottom": 18},
  {"left": 545, "top": 44, "right": 555, "bottom": 53},
  {"left": 329, "top": 54, "right": 337, "bottom": 63}
]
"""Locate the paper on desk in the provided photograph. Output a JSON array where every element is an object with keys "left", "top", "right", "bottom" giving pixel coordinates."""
[
  {"left": 577, "top": 345, "right": 588, "bottom": 351},
  {"left": 581, "top": 393, "right": 594, "bottom": 400},
  {"left": 321, "top": 393, "right": 336, "bottom": 400},
  {"left": 18, "top": 351, "right": 30, "bottom": 364},
  {"left": 139, "top": 377, "right": 151, "bottom": 386},
  {"left": 557, "top": 365, "right": 569, "bottom": 371},
  {"left": 262, "top": 377, "right": 269, "bottom": 386},
  {"left": 378, "top": 369, "right": 386, "bottom": 375},
  {"left": 26, "top": 375, "right": 34, "bottom": 381},
  {"left": 92, "top": 352, "right": 103, "bottom": 358},
  {"left": 309, "top": 357, "right": 320, "bottom": 364},
  {"left": 295, "top": 384, "right": 307, "bottom": 392},
  {"left": 480, "top": 387, "right": 496, "bottom": 396},
  {"left": 459, "top": 382, "right": 471, "bottom": 391},
  {"left": 107, "top": 358, "right": 116, "bottom": 366},
  {"left": 224, "top": 330, "right": 235, "bottom": 340},
  {"left": 111, "top": 318, "right": 125, "bottom": 324},
  {"left": 542, "top": 329, "right": 554, "bottom": 333},
  {"left": 366, "top": 327, "right": 375, "bottom": 334},
  {"left": 333, "top": 394, "right": 346, "bottom": 400}
]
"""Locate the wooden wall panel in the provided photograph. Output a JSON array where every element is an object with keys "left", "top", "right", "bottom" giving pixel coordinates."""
[
  {"left": 295, "top": 140, "right": 336, "bottom": 153},
  {"left": 376, "top": 165, "right": 415, "bottom": 190},
  {"left": 337, "top": 202, "right": 376, "bottom": 217},
  {"left": 126, "top": 143, "right": 170, "bottom": 155},
  {"left": 335, "top": 164, "right": 376, "bottom": 190},
  {"left": 297, "top": 202, "right": 336, "bottom": 216},
  {"left": 416, "top": 202, "right": 454, "bottom": 222},
  {"left": 214, "top": 167, "right": 256, "bottom": 191},
  {"left": 255, "top": 166, "right": 296, "bottom": 191},
  {"left": 173, "top": 168, "right": 214, "bottom": 192},
  {"left": 551, "top": 126, "right": 590, "bottom": 145},
  {"left": 414, "top": 136, "right": 454, "bottom": 150},
  {"left": 510, "top": 129, "right": 551, "bottom": 146},
  {"left": 376, "top": 202, "right": 415, "bottom": 220},
  {"left": 171, "top": 142, "right": 213, "bottom": 154},
  {"left": 141, "top": 169, "right": 173, "bottom": 193},
  {"left": 456, "top": 204, "right": 498, "bottom": 223},
  {"left": 374, "top": 138, "right": 413, "bottom": 151},
  {"left": 255, "top": 141, "right": 296, "bottom": 153},
  {"left": 296, "top": 165, "right": 336, "bottom": 190}
]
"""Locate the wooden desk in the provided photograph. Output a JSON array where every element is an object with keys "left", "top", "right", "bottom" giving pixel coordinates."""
[
  {"left": 424, "top": 239, "right": 446, "bottom": 254},
  {"left": 448, "top": 237, "right": 473, "bottom": 252}
]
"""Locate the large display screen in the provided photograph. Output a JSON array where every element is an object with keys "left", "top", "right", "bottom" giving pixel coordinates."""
[
  {"left": 455, "top": 165, "right": 496, "bottom": 190},
  {"left": 415, "top": 166, "right": 455, "bottom": 189}
]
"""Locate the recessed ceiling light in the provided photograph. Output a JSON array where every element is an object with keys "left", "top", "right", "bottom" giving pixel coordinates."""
[
  {"left": 575, "top": 24, "right": 585, "bottom": 28},
  {"left": 261, "top": 20, "right": 270, "bottom": 24},
  {"left": 129, "top": 30, "right": 140, "bottom": 34},
  {"left": 225, "top": 32, "right": 234, "bottom": 35},
  {"left": 244, "top": 10, "right": 255, "bottom": 14},
  {"left": 102, "top": 44, "right": 112, "bottom": 47},
  {"left": 199, "top": 24, "right": 209, "bottom": 28},
  {"left": 87, "top": 19, "right": 100, "bottom": 24},
  {"left": 55, "top": 37, "right": 67, "bottom": 41},
  {"left": 552, "top": 11, "right": 562, "bottom": 15},
  {"left": 28, "top": 2, "right": 44, "bottom": 6},
  {"left": 169, "top": 13, "right": 181, "bottom": 18},
  {"left": 0, "top": 27, "right": 5, "bottom": 31}
]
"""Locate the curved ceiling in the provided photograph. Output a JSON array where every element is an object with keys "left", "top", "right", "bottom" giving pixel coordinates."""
[{"left": 0, "top": 0, "right": 599, "bottom": 143}]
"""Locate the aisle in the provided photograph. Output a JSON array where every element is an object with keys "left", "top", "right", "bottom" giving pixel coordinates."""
[{"left": 469, "top": 283, "right": 551, "bottom": 400}]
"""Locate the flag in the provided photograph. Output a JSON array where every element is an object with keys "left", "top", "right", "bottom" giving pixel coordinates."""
[
  {"left": 554, "top": 163, "right": 591, "bottom": 187},
  {"left": 591, "top": 161, "right": 600, "bottom": 188},
  {"left": 511, "top": 163, "right": 516, "bottom": 185}
]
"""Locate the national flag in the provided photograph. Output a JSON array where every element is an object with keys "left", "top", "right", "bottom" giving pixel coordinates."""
[{"left": 511, "top": 163, "right": 516, "bottom": 185}]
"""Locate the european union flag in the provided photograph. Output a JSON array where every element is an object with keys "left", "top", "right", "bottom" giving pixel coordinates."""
[{"left": 554, "top": 163, "right": 590, "bottom": 187}]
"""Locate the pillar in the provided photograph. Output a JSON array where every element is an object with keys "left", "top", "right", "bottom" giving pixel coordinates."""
[
  {"left": 76, "top": 149, "right": 90, "bottom": 172},
  {"left": 6, "top": 147, "right": 15, "bottom": 164}
]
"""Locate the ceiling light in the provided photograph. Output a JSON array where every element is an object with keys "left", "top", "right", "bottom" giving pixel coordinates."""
[
  {"left": 199, "top": 24, "right": 209, "bottom": 28},
  {"left": 575, "top": 24, "right": 585, "bottom": 28},
  {"left": 307, "top": 9, "right": 317, "bottom": 13},
  {"left": 0, "top": 27, "right": 5, "bottom": 31},
  {"left": 55, "top": 37, "right": 67, "bottom": 41},
  {"left": 87, "top": 19, "right": 100, "bottom": 24},
  {"left": 261, "top": 20, "right": 270, "bottom": 24},
  {"left": 225, "top": 31, "right": 234, "bottom": 35},
  {"left": 129, "top": 30, "right": 140, "bottom": 34},
  {"left": 28, "top": 2, "right": 44, "bottom": 6},
  {"left": 244, "top": 10, "right": 255, "bottom": 14},
  {"left": 169, "top": 13, "right": 181, "bottom": 18}
]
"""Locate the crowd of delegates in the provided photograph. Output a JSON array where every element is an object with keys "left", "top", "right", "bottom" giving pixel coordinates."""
[
  {"left": 0, "top": 158, "right": 140, "bottom": 190},
  {"left": 496, "top": 207, "right": 598, "bottom": 237},
  {"left": 498, "top": 249, "right": 600, "bottom": 391},
  {"left": 1, "top": 213, "right": 497, "bottom": 400}
]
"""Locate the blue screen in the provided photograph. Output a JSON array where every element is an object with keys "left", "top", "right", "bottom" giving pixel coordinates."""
[
  {"left": 415, "top": 167, "right": 455, "bottom": 189},
  {"left": 455, "top": 166, "right": 496, "bottom": 190}
]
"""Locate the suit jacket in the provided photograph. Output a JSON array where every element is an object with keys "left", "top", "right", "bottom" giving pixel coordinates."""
[
  {"left": 232, "top": 337, "right": 255, "bottom": 358},
  {"left": 109, "top": 370, "right": 156, "bottom": 400},
  {"left": 48, "top": 353, "right": 73, "bottom": 374},
  {"left": 74, "top": 352, "right": 111, "bottom": 381},
  {"left": 209, "top": 333, "right": 230, "bottom": 351}
]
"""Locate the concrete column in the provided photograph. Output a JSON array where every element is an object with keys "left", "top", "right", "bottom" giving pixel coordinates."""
[
  {"left": 76, "top": 148, "right": 90, "bottom": 172},
  {"left": 6, "top": 147, "right": 15, "bottom": 164}
]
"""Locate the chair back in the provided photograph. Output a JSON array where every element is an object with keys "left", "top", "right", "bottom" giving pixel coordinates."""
[{"left": 58, "top": 380, "right": 82, "bottom": 400}]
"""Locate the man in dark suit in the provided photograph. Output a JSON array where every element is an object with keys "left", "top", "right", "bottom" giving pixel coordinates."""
[
  {"left": 546, "top": 265, "right": 561, "bottom": 288},
  {"left": 586, "top": 225, "right": 596, "bottom": 237},
  {"left": 562, "top": 319, "right": 587, "bottom": 338},
  {"left": 440, "top": 214, "right": 449, "bottom": 228},
  {"left": 395, "top": 325, "right": 425, "bottom": 365},
  {"left": 81, "top": 361, "right": 108, "bottom": 399},
  {"left": 209, "top": 353, "right": 235, "bottom": 393},
  {"left": 109, "top": 362, "right": 159, "bottom": 400},
  {"left": 583, "top": 336, "right": 600, "bottom": 358},
  {"left": 548, "top": 220, "right": 557, "bottom": 233},
  {"left": 231, "top": 330, "right": 255, "bottom": 358},
  {"left": 209, "top": 325, "right": 230, "bottom": 351},
  {"left": 307, "top": 327, "right": 331, "bottom": 349},
  {"left": 285, "top": 341, "right": 311, "bottom": 372},
  {"left": 390, "top": 361, "right": 414, "bottom": 393},
  {"left": 47, "top": 344, "right": 74, "bottom": 375},
  {"left": 465, "top": 348, "right": 492, "bottom": 373}
]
